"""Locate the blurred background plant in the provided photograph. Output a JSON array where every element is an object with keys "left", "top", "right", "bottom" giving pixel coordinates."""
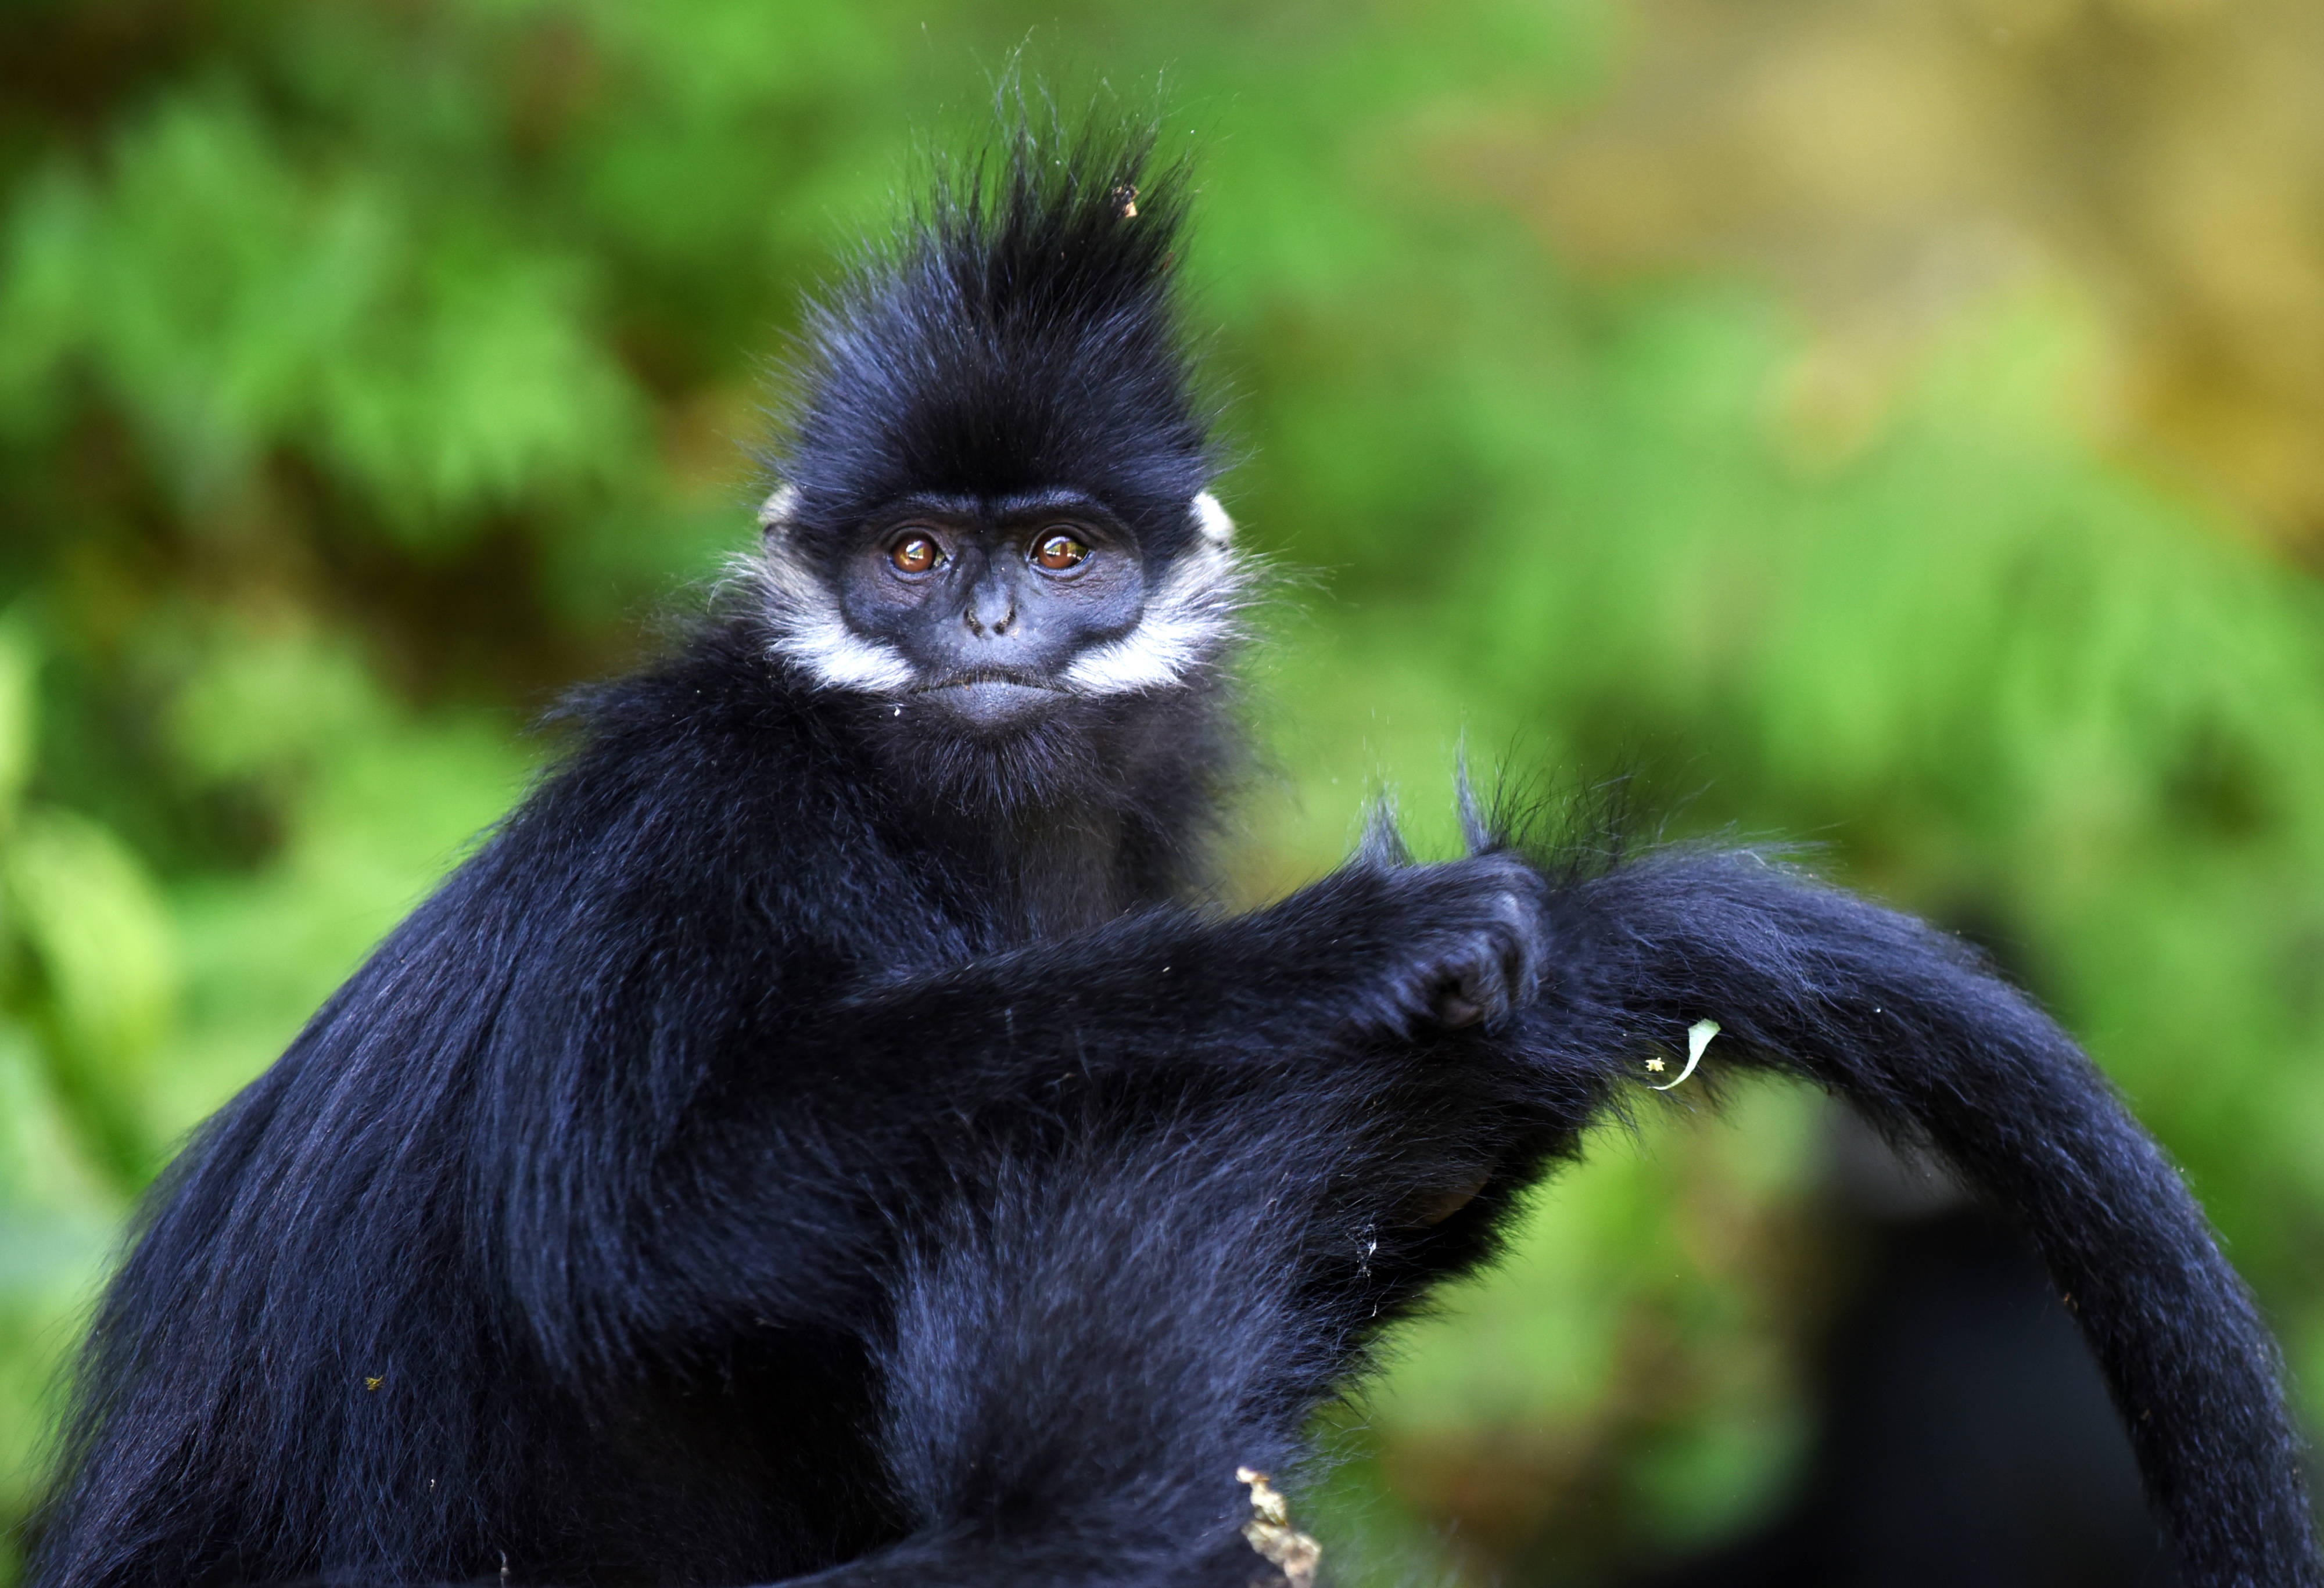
[{"left": 2, "top": 1, "right": 2321, "bottom": 1582}]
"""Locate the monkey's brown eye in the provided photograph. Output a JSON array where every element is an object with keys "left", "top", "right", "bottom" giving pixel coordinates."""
[
  {"left": 889, "top": 534, "right": 940, "bottom": 574},
  {"left": 1034, "top": 532, "right": 1089, "bottom": 572}
]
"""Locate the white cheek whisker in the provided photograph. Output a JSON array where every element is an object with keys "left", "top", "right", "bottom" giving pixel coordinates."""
[
  {"left": 738, "top": 533, "right": 918, "bottom": 695},
  {"left": 1061, "top": 540, "right": 1251, "bottom": 696},
  {"left": 757, "top": 485, "right": 801, "bottom": 529},
  {"left": 1192, "top": 491, "right": 1235, "bottom": 546}
]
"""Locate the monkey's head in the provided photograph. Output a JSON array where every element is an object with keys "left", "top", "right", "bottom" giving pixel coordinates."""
[{"left": 748, "top": 121, "right": 1246, "bottom": 752}]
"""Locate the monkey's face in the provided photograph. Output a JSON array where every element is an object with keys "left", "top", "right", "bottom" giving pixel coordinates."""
[
  {"left": 835, "top": 490, "right": 1146, "bottom": 729},
  {"left": 752, "top": 487, "right": 1246, "bottom": 738}
]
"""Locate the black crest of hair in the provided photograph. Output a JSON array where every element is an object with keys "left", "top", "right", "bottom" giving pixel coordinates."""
[
  {"left": 27, "top": 116, "right": 2319, "bottom": 1588},
  {"left": 765, "top": 114, "right": 1217, "bottom": 562}
]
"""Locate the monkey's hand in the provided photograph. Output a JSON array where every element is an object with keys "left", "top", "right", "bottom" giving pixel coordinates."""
[{"left": 1260, "top": 851, "right": 1552, "bottom": 1037}]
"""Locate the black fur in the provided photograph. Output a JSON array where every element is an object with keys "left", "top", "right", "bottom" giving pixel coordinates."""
[{"left": 28, "top": 118, "right": 2318, "bottom": 1588}]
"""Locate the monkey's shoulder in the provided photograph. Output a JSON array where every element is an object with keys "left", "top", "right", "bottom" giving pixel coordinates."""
[
  {"left": 467, "top": 620, "right": 902, "bottom": 904},
  {"left": 184, "top": 637, "right": 906, "bottom": 1172},
  {"left": 537, "top": 617, "right": 849, "bottom": 805}
]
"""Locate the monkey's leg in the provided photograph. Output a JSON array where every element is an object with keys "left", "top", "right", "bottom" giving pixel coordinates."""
[
  {"left": 1514, "top": 847, "right": 2320, "bottom": 1588},
  {"left": 754, "top": 1006, "right": 1627, "bottom": 1588},
  {"left": 758, "top": 1104, "right": 1451, "bottom": 1588}
]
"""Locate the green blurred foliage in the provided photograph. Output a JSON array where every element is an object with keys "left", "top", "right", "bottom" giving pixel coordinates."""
[{"left": 1, "top": 2, "right": 2321, "bottom": 1582}]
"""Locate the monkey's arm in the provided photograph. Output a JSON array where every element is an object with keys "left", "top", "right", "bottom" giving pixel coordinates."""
[
  {"left": 801, "top": 852, "right": 1550, "bottom": 1080},
  {"left": 609, "top": 852, "right": 1571, "bottom": 1358},
  {"left": 1512, "top": 848, "right": 2321, "bottom": 1588}
]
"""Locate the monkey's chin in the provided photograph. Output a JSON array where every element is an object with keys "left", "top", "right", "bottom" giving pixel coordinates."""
[{"left": 915, "top": 679, "right": 1063, "bottom": 730}]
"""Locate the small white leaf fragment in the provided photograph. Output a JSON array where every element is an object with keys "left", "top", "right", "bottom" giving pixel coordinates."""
[
  {"left": 1649, "top": 1019, "right": 1720, "bottom": 1091},
  {"left": 1235, "top": 1467, "right": 1320, "bottom": 1588}
]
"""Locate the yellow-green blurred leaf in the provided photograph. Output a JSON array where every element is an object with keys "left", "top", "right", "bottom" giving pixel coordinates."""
[
  {"left": 0, "top": 618, "right": 31, "bottom": 829},
  {"left": 165, "top": 626, "right": 388, "bottom": 787},
  {"left": 2, "top": 807, "right": 179, "bottom": 1088},
  {"left": 0, "top": 1027, "right": 117, "bottom": 1219}
]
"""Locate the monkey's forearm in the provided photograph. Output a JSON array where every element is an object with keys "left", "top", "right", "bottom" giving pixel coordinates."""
[
  {"left": 812, "top": 909, "right": 1347, "bottom": 1073},
  {"left": 798, "top": 857, "right": 1546, "bottom": 1101}
]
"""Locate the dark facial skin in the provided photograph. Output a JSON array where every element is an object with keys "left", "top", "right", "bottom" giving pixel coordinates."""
[{"left": 836, "top": 489, "right": 1150, "bottom": 729}]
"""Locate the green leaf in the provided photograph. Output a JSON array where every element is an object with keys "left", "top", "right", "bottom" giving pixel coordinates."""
[
  {"left": 0, "top": 1026, "right": 117, "bottom": 1221},
  {"left": 2, "top": 807, "right": 180, "bottom": 1096},
  {"left": 0, "top": 617, "right": 32, "bottom": 829}
]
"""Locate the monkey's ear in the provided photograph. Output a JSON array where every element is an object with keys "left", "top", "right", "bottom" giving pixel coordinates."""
[
  {"left": 758, "top": 486, "right": 800, "bottom": 536},
  {"left": 1191, "top": 491, "right": 1234, "bottom": 546}
]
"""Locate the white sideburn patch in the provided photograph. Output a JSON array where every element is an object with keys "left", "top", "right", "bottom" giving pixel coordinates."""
[
  {"left": 747, "top": 488, "right": 1247, "bottom": 697},
  {"left": 1060, "top": 536, "right": 1246, "bottom": 695},
  {"left": 1192, "top": 490, "right": 1234, "bottom": 546},
  {"left": 747, "top": 488, "right": 918, "bottom": 693}
]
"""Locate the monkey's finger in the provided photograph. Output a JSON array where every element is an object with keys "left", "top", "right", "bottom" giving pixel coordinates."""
[
  {"left": 1433, "top": 960, "right": 1507, "bottom": 1027},
  {"left": 1433, "top": 988, "right": 1486, "bottom": 1028}
]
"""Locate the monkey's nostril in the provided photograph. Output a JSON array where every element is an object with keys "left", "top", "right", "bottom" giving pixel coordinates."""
[{"left": 963, "top": 588, "right": 1016, "bottom": 639}]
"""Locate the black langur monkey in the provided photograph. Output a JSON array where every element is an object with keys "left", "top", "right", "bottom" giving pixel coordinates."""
[{"left": 29, "top": 121, "right": 2319, "bottom": 1588}]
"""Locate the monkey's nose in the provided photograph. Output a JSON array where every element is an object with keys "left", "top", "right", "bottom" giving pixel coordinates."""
[{"left": 963, "top": 583, "right": 1016, "bottom": 637}]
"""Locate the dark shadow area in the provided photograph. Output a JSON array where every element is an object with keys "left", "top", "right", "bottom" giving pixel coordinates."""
[{"left": 1631, "top": 1184, "right": 2176, "bottom": 1587}]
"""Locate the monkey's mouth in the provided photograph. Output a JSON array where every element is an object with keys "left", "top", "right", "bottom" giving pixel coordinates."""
[{"left": 910, "top": 670, "right": 1065, "bottom": 727}]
